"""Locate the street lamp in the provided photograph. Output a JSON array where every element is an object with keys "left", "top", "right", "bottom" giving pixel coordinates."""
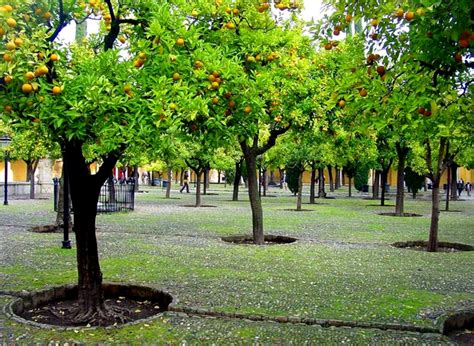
[{"left": 0, "top": 135, "right": 12, "bottom": 206}]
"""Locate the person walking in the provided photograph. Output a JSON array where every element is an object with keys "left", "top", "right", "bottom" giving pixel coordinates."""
[
  {"left": 457, "top": 179, "right": 465, "bottom": 197},
  {"left": 465, "top": 182, "right": 472, "bottom": 197},
  {"left": 180, "top": 171, "right": 190, "bottom": 193}
]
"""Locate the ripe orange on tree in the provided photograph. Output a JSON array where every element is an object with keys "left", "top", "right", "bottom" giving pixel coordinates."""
[
  {"left": 22, "top": 83, "right": 33, "bottom": 93},
  {"left": 404, "top": 11, "right": 415, "bottom": 21},
  {"left": 4, "top": 75, "right": 13, "bottom": 84},
  {"left": 35, "top": 65, "right": 49, "bottom": 76},
  {"left": 6, "top": 18, "right": 17, "bottom": 28},
  {"left": 14, "top": 38, "right": 23, "bottom": 46},
  {"left": 25, "top": 71, "right": 35, "bottom": 80},
  {"left": 6, "top": 41, "right": 16, "bottom": 51},
  {"left": 52, "top": 86, "right": 61, "bottom": 95}
]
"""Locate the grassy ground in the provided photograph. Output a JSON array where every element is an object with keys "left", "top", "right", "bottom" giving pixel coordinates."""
[{"left": 1, "top": 184, "right": 473, "bottom": 344}]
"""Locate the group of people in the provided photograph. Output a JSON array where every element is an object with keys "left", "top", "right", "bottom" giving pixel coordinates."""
[{"left": 457, "top": 179, "right": 472, "bottom": 197}]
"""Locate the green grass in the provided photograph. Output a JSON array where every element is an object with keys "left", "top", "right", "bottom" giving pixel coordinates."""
[{"left": 0, "top": 185, "right": 472, "bottom": 343}]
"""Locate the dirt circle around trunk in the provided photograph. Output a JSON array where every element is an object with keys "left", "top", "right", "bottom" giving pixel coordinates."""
[
  {"left": 4, "top": 283, "right": 173, "bottom": 329},
  {"left": 179, "top": 204, "right": 217, "bottom": 208},
  {"left": 378, "top": 212, "right": 423, "bottom": 217},
  {"left": 221, "top": 234, "right": 298, "bottom": 245},
  {"left": 392, "top": 241, "right": 474, "bottom": 252},
  {"left": 281, "top": 208, "right": 315, "bottom": 212},
  {"left": 441, "top": 309, "right": 474, "bottom": 344}
]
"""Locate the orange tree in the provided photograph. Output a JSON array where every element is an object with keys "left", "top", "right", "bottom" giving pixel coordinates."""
[
  {"left": 0, "top": 0, "right": 175, "bottom": 324},
  {"left": 319, "top": 0, "right": 473, "bottom": 250},
  {"left": 135, "top": 1, "right": 315, "bottom": 244}
]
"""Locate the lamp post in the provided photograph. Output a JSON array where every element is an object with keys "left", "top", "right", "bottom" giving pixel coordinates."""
[{"left": 0, "top": 135, "right": 11, "bottom": 206}]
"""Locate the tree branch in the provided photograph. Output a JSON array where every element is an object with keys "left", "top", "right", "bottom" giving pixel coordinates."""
[
  {"left": 424, "top": 139, "right": 434, "bottom": 181},
  {"left": 104, "top": 0, "right": 116, "bottom": 22},
  {"left": 94, "top": 144, "right": 126, "bottom": 187},
  {"left": 47, "top": 0, "right": 67, "bottom": 42},
  {"left": 255, "top": 123, "right": 292, "bottom": 156}
]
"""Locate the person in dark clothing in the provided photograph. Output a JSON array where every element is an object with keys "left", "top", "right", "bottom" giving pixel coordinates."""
[
  {"left": 457, "top": 179, "right": 464, "bottom": 197},
  {"left": 180, "top": 172, "right": 190, "bottom": 193}
]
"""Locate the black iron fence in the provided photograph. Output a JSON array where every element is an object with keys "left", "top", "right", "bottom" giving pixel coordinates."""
[
  {"left": 97, "top": 180, "right": 135, "bottom": 213},
  {"left": 54, "top": 178, "right": 135, "bottom": 213}
]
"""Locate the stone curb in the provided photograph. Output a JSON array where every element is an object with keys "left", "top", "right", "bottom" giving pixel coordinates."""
[{"left": 168, "top": 306, "right": 441, "bottom": 334}]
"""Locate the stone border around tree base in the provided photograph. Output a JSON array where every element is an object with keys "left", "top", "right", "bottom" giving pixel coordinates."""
[
  {"left": 392, "top": 241, "right": 474, "bottom": 252},
  {"left": 3, "top": 291, "right": 472, "bottom": 339},
  {"left": 168, "top": 306, "right": 440, "bottom": 334},
  {"left": 221, "top": 235, "right": 298, "bottom": 245},
  {"left": 3, "top": 283, "right": 172, "bottom": 330}
]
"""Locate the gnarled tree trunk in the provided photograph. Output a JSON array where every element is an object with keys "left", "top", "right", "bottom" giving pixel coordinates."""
[{"left": 64, "top": 140, "right": 121, "bottom": 322}]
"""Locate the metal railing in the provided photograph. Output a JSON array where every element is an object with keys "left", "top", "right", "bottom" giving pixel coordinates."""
[
  {"left": 97, "top": 179, "right": 135, "bottom": 213},
  {"left": 54, "top": 178, "right": 135, "bottom": 213}
]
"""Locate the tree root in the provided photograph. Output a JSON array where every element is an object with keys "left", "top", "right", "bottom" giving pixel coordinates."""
[
  {"left": 45, "top": 301, "right": 132, "bottom": 326},
  {"left": 72, "top": 302, "right": 131, "bottom": 326}
]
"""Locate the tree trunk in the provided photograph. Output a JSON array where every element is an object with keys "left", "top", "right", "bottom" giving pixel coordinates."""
[
  {"left": 309, "top": 166, "right": 316, "bottom": 204},
  {"left": 335, "top": 167, "right": 341, "bottom": 189},
  {"left": 244, "top": 153, "right": 264, "bottom": 245},
  {"left": 29, "top": 168, "right": 35, "bottom": 199},
  {"left": 166, "top": 167, "right": 172, "bottom": 198},
  {"left": 318, "top": 168, "right": 326, "bottom": 198},
  {"left": 445, "top": 165, "right": 451, "bottom": 211},
  {"left": 232, "top": 158, "right": 243, "bottom": 201},
  {"left": 217, "top": 170, "right": 221, "bottom": 184},
  {"left": 279, "top": 168, "right": 284, "bottom": 189},
  {"left": 296, "top": 170, "right": 303, "bottom": 211},
  {"left": 427, "top": 181, "right": 440, "bottom": 252},
  {"left": 348, "top": 177, "right": 352, "bottom": 197},
  {"left": 395, "top": 144, "right": 409, "bottom": 216},
  {"left": 64, "top": 141, "right": 105, "bottom": 317},
  {"left": 56, "top": 165, "right": 72, "bottom": 227},
  {"left": 372, "top": 170, "right": 381, "bottom": 200},
  {"left": 262, "top": 168, "right": 267, "bottom": 197},
  {"left": 194, "top": 170, "right": 202, "bottom": 207},
  {"left": 26, "top": 160, "right": 39, "bottom": 199},
  {"left": 380, "top": 170, "right": 387, "bottom": 206},
  {"left": 203, "top": 167, "right": 208, "bottom": 195},
  {"left": 328, "top": 165, "right": 334, "bottom": 192},
  {"left": 258, "top": 167, "right": 262, "bottom": 197},
  {"left": 449, "top": 163, "right": 458, "bottom": 202},
  {"left": 133, "top": 166, "right": 139, "bottom": 192}
]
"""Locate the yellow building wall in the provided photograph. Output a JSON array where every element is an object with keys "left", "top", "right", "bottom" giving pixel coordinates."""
[{"left": 0, "top": 160, "right": 27, "bottom": 182}]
